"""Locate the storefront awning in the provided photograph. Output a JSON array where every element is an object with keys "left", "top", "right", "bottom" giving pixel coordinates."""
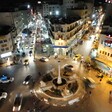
[{"left": 52, "top": 45, "right": 68, "bottom": 48}]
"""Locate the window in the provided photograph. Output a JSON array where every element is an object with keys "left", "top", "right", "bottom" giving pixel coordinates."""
[
  {"left": 111, "top": 54, "right": 112, "bottom": 57},
  {"left": 100, "top": 50, "right": 102, "bottom": 53},
  {"left": 105, "top": 52, "right": 107, "bottom": 55},
  {"left": 0, "top": 40, "right": 3, "bottom": 43},
  {"left": 4, "top": 40, "right": 7, "bottom": 42},
  {"left": 1, "top": 49, "right": 4, "bottom": 51},
  {"left": 6, "top": 47, "right": 9, "bottom": 50},
  {"left": 108, "top": 53, "right": 110, "bottom": 56},
  {"left": 102, "top": 51, "right": 104, "bottom": 54}
]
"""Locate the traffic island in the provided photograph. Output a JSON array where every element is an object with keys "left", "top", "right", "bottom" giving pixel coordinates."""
[{"left": 33, "top": 71, "right": 86, "bottom": 106}]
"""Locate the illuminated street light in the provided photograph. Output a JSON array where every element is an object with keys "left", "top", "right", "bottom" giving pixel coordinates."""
[
  {"left": 38, "top": 1, "right": 41, "bottom": 4},
  {"left": 55, "top": 11, "right": 59, "bottom": 15},
  {"left": 50, "top": 12, "right": 52, "bottom": 15},
  {"left": 27, "top": 4, "right": 30, "bottom": 9}
]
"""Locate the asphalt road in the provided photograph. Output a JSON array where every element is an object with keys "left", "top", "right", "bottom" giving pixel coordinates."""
[{"left": 0, "top": 55, "right": 112, "bottom": 112}]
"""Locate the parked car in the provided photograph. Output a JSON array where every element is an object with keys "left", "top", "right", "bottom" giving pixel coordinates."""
[
  {"left": 39, "top": 57, "right": 49, "bottom": 62},
  {"left": 13, "top": 94, "right": 23, "bottom": 112},
  {"left": 0, "top": 89, "right": 7, "bottom": 100},
  {"left": 0, "top": 75, "right": 14, "bottom": 83},
  {"left": 23, "top": 75, "right": 32, "bottom": 85},
  {"left": 83, "top": 77, "right": 96, "bottom": 88},
  {"left": 22, "top": 52, "right": 26, "bottom": 57},
  {"left": 63, "top": 64, "right": 74, "bottom": 72},
  {"left": 96, "top": 73, "right": 103, "bottom": 78}
]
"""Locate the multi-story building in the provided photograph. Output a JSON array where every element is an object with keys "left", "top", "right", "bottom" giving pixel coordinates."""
[
  {"left": 0, "top": 25, "right": 13, "bottom": 63},
  {"left": 94, "top": 33, "right": 112, "bottom": 75},
  {"left": 43, "top": 4, "right": 62, "bottom": 17},
  {"left": 0, "top": 9, "right": 32, "bottom": 43},
  {"left": 49, "top": 17, "right": 86, "bottom": 55},
  {"left": 62, "top": 0, "right": 76, "bottom": 17}
]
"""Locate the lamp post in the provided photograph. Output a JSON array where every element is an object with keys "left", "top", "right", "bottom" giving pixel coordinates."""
[{"left": 57, "top": 60, "right": 62, "bottom": 84}]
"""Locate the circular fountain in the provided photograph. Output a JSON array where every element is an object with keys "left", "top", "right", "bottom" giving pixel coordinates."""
[{"left": 33, "top": 61, "right": 86, "bottom": 106}]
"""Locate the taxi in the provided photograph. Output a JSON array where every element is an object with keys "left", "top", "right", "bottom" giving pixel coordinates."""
[
  {"left": 73, "top": 54, "right": 81, "bottom": 61},
  {"left": 23, "top": 59, "right": 29, "bottom": 65}
]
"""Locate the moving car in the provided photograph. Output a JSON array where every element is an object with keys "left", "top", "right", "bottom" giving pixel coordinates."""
[
  {"left": 0, "top": 75, "right": 14, "bottom": 83},
  {"left": 23, "top": 59, "right": 29, "bottom": 65},
  {"left": 13, "top": 94, "right": 23, "bottom": 112},
  {"left": 0, "top": 89, "right": 7, "bottom": 100},
  {"left": 83, "top": 77, "right": 96, "bottom": 88},
  {"left": 23, "top": 75, "right": 32, "bottom": 85},
  {"left": 63, "top": 64, "right": 74, "bottom": 72},
  {"left": 39, "top": 57, "right": 49, "bottom": 62},
  {"left": 73, "top": 54, "right": 81, "bottom": 61}
]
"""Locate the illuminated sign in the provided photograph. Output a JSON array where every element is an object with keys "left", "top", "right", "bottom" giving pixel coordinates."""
[
  {"left": 106, "top": 35, "right": 112, "bottom": 39},
  {"left": 1, "top": 52, "right": 12, "bottom": 58}
]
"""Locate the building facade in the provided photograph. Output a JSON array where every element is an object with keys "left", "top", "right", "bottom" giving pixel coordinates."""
[
  {"left": 0, "top": 9, "right": 32, "bottom": 41},
  {"left": 50, "top": 18, "right": 86, "bottom": 55},
  {"left": 0, "top": 26, "right": 13, "bottom": 63},
  {"left": 43, "top": 4, "right": 62, "bottom": 17},
  {"left": 94, "top": 33, "right": 112, "bottom": 75}
]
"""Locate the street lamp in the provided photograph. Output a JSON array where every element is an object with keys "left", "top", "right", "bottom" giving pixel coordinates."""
[
  {"left": 57, "top": 60, "right": 62, "bottom": 84},
  {"left": 27, "top": 4, "right": 30, "bottom": 9}
]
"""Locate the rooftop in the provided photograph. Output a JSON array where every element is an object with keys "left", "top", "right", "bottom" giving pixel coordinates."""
[
  {"left": 50, "top": 17, "right": 81, "bottom": 24},
  {"left": 0, "top": 25, "right": 11, "bottom": 36}
]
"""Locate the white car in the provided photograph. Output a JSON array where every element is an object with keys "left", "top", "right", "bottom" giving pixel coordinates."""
[
  {"left": 0, "top": 90, "right": 7, "bottom": 100},
  {"left": 0, "top": 75, "right": 14, "bottom": 83},
  {"left": 39, "top": 57, "right": 49, "bottom": 62}
]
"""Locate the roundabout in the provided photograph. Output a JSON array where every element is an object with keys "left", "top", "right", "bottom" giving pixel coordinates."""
[{"left": 33, "top": 61, "right": 86, "bottom": 106}]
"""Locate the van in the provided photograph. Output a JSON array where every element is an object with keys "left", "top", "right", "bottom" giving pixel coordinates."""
[{"left": 83, "top": 77, "right": 96, "bottom": 88}]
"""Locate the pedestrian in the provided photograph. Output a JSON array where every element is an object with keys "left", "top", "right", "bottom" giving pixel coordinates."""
[{"left": 89, "top": 91, "right": 92, "bottom": 96}]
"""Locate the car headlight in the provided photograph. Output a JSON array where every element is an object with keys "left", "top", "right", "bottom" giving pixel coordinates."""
[
  {"left": 26, "top": 81, "right": 29, "bottom": 84},
  {"left": 45, "top": 59, "right": 49, "bottom": 61},
  {"left": 13, "top": 106, "right": 15, "bottom": 111},
  {"left": 23, "top": 81, "right": 25, "bottom": 84},
  {"left": 18, "top": 105, "right": 21, "bottom": 111}
]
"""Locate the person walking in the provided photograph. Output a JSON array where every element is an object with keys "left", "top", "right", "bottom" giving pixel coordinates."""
[{"left": 89, "top": 91, "right": 92, "bottom": 96}]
